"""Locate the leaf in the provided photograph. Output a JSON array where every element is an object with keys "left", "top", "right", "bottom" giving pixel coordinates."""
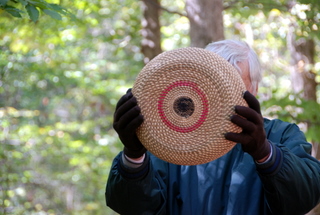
[
  {"left": 48, "top": 3, "right": 69, "bottom": 17},
  {"left": 17, "top": 0, "right": 28, "bottom": 6},
  {"left": 0, "top": 0, "right": 8, "bottom": 7},
  {"left": 27, "top": 0, "right": 49, "bottom": 9},
  {"left": 48, "top": 3, "right": 64, "bottom": 12},
  {"left": 48, "top": 3, "right": 77, "bottom": 21},
  {"left": 26, "top": 4, "right": 39, "bottom": 23},
  {"left": 43, "top": 9, "right": 62, "bottom": 20},
  {"left": 4, "top": 6, "right": 23, "bottom": 18}
]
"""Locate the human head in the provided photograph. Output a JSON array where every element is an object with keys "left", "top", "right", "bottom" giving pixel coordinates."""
[{"left": 205, "top": 40, "right": 262, "bottom": 96}]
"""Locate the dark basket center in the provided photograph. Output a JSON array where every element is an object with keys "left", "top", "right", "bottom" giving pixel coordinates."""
[{"left": 173, "top": 96, "right": 195, "bottom": 118}]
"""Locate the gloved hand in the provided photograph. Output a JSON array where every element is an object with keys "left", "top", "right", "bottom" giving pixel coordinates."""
[
  {"left": 225, "top": 91, "right": 271, "bottom": 161},
  {"left": 113, "top": 88, "right": 146, "bottom": 158}
]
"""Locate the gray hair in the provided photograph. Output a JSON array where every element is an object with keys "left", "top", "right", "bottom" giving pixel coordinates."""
[{"left": 205, "top": 40, "right": 262, "bottom": 94}]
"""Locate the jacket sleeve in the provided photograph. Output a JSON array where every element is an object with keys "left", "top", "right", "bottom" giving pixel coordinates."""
[
  {"left": 105, "top": 152, "right": 168, "bottom": 215},
  {"left": 257, "top": 120, "right": 320, "bottom": 215}
]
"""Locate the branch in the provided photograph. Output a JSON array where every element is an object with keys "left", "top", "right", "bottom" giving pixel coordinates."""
[{"left": 143, "top": 0, "right": 187, "bottom": 17}]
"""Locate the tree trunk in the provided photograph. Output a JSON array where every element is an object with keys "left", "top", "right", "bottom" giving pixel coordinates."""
[
  {"left": 141, "top": 0, "right": 162, "bottom": 64},
  {"left": 186, "top": 0, "right": 224, "bottom": 48},
  {"left": 288, "top": 32, "right": 317, "bottom": 100},
  {"left": 287, "top": 23, "right": 320, "bottom": 215},
  {"left": 287, "top": 24, "right": 319, "bottom": 156}
]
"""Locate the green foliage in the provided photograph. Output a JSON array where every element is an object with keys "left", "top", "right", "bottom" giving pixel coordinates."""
[
  {"left": 225, "top": 0, "right": 320, "bottom": 39},
  {"left": 159, "top": 0, "right": 189, "bottom": 50},
  {"left": 262, "top": 92, "right": 320, "bottom": 143},
  {"left": 0, "top": 0, "right": 74, "bottom": 22},
  {"left": 26, "top": 3, "right": 39, "bottom": 22},
  {"left": 1, "top": 0, "right": 142, "bottom": 214}
]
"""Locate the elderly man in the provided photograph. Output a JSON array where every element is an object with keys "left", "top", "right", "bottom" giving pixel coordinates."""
[{"left": 106, "top": 40, "right": 320, "bottom": 215}]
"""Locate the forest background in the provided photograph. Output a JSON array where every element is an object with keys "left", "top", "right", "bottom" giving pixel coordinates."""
[{"left": 1, "top": 0, "right": 320, "bottom": 214}]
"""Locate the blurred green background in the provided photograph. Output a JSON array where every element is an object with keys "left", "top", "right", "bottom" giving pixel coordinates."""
[{"left": 1, "top": 0, "right": 319, "bottom": 214}]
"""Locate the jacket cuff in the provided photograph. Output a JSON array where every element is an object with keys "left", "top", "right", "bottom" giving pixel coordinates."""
[
  {"left": 117, "top": 151, "right": 149, "bottom": 180},
  {"left": 256, "top": 142, "right": 283, "bottom": 176}
]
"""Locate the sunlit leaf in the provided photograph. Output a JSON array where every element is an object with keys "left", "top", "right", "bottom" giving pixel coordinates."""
[
  {"left": 27, "top": 0, "right": 49, "bottom": 9},
  {"left": 43, "top": 9, "right": 62, "bottom": 20},
  {"left": 4, "top": 6, "right": 23, "bottom": 18},
  {"left": 26, "top": 3, "right": 39, "bottom": 23}
]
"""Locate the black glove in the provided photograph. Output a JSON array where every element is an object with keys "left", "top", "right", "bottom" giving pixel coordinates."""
[
  {"left": 113, "top": 88, "right": 146, "bottom": 158},
  {"left": 225, "top": 91, "right": 271, "bottom": 161}
]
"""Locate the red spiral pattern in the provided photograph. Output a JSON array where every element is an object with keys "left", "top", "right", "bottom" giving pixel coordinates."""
[{"left": 157, "top": 80, "right": 209, "bottom": 133}]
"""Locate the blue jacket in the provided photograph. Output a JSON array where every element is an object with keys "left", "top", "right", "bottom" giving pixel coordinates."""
[{"left": 106, "top": 119, "right": 320, "bottom": 215}]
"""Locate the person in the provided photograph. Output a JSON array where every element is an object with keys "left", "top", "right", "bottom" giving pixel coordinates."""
[{"left": 105, "top": 40, "right": 320, "bottom": 215}]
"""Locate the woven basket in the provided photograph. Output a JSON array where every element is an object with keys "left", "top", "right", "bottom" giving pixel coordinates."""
[{"left": 132, "top": 47, "right": 247, "bottom": 165}]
